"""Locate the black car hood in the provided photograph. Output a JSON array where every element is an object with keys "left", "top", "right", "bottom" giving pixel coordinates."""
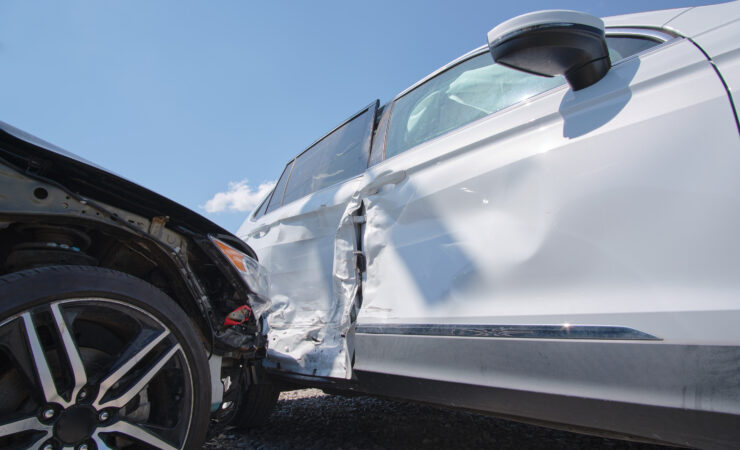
[{"left": 0, "top": 120, "right": 245, "bottom": 246}]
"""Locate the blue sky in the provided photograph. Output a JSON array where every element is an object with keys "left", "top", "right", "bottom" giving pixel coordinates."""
[{"left": 0, "top": 0, "right": 720, "bottom": 232}]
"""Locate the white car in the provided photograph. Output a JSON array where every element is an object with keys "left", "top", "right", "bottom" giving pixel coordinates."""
[{"left": 239, "top": 2, "right": 740, "bottom": 448}]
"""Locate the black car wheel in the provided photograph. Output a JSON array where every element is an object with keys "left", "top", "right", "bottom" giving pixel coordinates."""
[
  {"left": 216, "top": 367, "right": 279, "bottom": 430},
  {"left": 0, "top": 266, "right": 211, "bottom": 449}
]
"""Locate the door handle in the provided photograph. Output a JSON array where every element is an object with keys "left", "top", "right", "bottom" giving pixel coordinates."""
[
  {"left": 360, "top": 170, "right": 407, "bottom": 196},
  {"left": 249, "top": 225, "right": 271, "bottom": 239}
]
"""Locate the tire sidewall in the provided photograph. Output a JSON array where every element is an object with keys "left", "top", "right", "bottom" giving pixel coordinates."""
[{"left": 0, "top": 265, "right": 212, "bottom": 449}]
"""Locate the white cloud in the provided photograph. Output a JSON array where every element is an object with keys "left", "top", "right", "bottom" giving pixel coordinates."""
[{"left": 203, "top": 179, "right": 275, "bottom": 213}]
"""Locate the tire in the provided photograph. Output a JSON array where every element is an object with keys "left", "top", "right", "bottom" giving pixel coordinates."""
[
  {"left": 209, "top": 362, "right": 278, "bottom": 432},
  {"left": 0, "top": 265, "right": 211, "bottom": 450},
  {"left": 228, "top": 380, "right": 279, "bottom": 429}
]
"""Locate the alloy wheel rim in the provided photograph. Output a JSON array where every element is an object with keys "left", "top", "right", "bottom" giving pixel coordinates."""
[{"left": 0, "top": 298, "right": 195, "bottom": 449}]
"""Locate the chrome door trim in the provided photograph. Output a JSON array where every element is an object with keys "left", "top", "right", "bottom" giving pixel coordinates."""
[
  {"left": 355, "top": 323, "right": 660, "bottom": 340},
  {"left": 605, "top": 27, "right": 676, "bottom": 42}
]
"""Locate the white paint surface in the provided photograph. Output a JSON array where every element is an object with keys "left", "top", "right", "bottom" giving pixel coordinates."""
[{"left": 240, "top": 4, "right": 740, "bottom": 379}]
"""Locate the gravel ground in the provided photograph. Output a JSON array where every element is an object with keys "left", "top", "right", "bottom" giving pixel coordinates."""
[{"left": 204, "top": 389, "right": 678, "bottom": 449}]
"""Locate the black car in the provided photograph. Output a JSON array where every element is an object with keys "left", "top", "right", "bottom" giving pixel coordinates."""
[{"left": 0, "top": 121, "right": 277, "bottom": 449}]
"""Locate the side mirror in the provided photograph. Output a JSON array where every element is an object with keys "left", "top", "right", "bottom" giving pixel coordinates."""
[{"left": 488, "top": 10, "right": 610, "bottom": 91}]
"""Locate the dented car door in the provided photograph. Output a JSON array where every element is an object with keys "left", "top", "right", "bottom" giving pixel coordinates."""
[
  {"left": 240, "top": 102, "right": 377, "bottom": 378},
  {"left": 352, "top": 32, "right": 740, "bottom": 403}
]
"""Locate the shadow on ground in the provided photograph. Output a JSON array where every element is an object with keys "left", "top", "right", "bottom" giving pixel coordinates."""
[{"left": 204, "top": 389, "right": 676, "bottom": 449}]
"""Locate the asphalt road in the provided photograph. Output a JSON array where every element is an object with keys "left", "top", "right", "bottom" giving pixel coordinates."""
[{"left": 204, "top": 389, "right": 677, "bottom": 449}]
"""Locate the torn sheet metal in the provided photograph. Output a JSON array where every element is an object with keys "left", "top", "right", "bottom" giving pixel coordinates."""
[
  {"left": 240, "top": 180, "right": 365, "bottom": 379},
  {"left": 262, "top": 196, "right": 362, "bottom": 378}
]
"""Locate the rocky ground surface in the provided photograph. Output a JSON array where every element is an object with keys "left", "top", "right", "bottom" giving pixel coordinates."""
[{"left": 204, "top": 388, "right": 678, "bottom": 449}]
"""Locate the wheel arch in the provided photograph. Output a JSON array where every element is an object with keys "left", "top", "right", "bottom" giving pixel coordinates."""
[
  {"left": 0, "top": 130, "right": 266, "bottom": 357},
  {"left": 0, "top": 214, "right": 213, "bottom": 346}
]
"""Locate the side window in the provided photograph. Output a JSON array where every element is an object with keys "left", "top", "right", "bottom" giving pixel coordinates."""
[
  {"left": 386, "top": 53, "right": 564, "bottom": 158},
  {"left": 264, "top": 161, "right": 293, "bottom": 215},
  {"left": 385, "top": 36, "right": 663, "bottom": 159},
  {"left": 606, "top": 36, "right": 661, "bottom": 63},
  {"left": 282, "top": 104, "right": 376, "bottom": 206},
  {"left": 252, "top": 193, "right": 269, "bottom": 219}
]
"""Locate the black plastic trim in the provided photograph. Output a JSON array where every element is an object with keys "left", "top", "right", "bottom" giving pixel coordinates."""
[{"left": 490, "top": 23, "right": 610, "bottom": 90}]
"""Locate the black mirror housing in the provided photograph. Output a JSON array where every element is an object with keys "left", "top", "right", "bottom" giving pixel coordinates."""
[{"left": 488, "top": 10, "right": 610, "bottom": 91}]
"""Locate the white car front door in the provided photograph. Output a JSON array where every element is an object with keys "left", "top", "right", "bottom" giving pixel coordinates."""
[{"left": 352, "top": 30, "right": 740, "bottom": 414}]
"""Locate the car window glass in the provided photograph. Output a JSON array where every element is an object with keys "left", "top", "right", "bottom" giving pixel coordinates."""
[
  {"left": 282, "top": 106, "right": 375, "bottom": 206},
  {"left": 606, "top": 36, "right": 661, "bottom": 63},
  {"left": 385, "top": 53, "right": 564, "bottom": 159},
  {"left": 264, "top": 161, "right": 293, "bottom": 215},
  {"left": 252, "top": 193, "right": 269, "bottom": 219},
  {"left": 385, "top": 36, "right": 663, "bottom": 160}
]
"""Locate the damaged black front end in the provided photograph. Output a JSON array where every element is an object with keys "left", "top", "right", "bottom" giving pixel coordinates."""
[{"left": 0, "top": 120, "right": 269, "bottom": 359}]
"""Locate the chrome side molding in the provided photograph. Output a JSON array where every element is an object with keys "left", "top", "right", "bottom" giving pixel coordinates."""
[{"left": 355, "top": 323, "right": 660, "bottom": 340}]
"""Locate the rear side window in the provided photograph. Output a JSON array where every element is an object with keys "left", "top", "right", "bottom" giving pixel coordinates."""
[
  {"left": 385, "top": 35, "right": 662, "bottom": 159},
  {"left": 281, "top": 104, "right": 376, "bottom": 206},
  {"left": 264, "top": 161, "right": 293, "bottom": 215},
  {"left": 252, "top": 193, "right": 269, "bottom": 219}
]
